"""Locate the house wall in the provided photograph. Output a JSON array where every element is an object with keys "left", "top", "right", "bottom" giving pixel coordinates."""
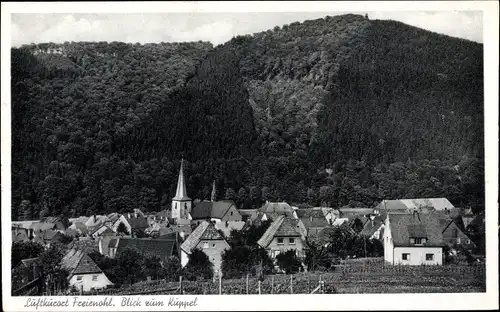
[
  {"left": 222, "top": 206, "right": 242, "bottom": 222},
  {"left": 267, "top": 236, "right": 304, "bottom": 259},
  {"left": 393, "top": 247, "right": 443, "bottom": 265},
  {"left": 195, "top": 239, "right": 230, "bottom": 276},
  {"left": 383, "top": 218, "right": 394, "bottom": 264},
  {"left": 69, "top": 273, "right": 113, "bottom": 292}
]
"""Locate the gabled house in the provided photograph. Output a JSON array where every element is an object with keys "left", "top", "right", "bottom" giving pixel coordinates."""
[
  {"left": 440, "top": 218, "right": 476, "bottom": 251},
  {"left": 66, "top": 221, "right": 89, "bottom": 237},
  {"left": 257, "top": 215, "right": 306, "bottom": 260},
  {"left": 33, "top": 230, "right": 66, "bottom": 247},
  {"left": 180, "top": 221, "right": 230, "bottom": 277},
  {"left": 85, "top": 215, "right": 108, "bottom": 233},
  {"left": 295, "top": 209, "right": 330, "bottom": 237},
  {"left": 383, "top": 212, "right": 444, "bottom": 265},
  {"left": 61, "top": 249, "right": 113, "bottom": 292},
  {"left": 90, "top": 225, "right": 116, "bottom": 238},
  {"left": 191, "top": 200, "right": 242, "bottom": 224},
  {"left": 238, "top": 209, "right": 260, "bottom": 224},
  {"left": 360, "top": 214, "right": 385, "bottom": 241}
]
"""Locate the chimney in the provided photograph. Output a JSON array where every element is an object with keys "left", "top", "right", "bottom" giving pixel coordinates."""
[
  {"left": 128, "top": 213, "right": 131, "bottom": 219},
  {"left": 309, "top": 216, "right": 313, "bottom": 222}
]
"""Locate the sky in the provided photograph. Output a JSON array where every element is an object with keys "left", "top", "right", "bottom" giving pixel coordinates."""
[{"left": 11, "top": 11, "right": 483, "bottom": 47}]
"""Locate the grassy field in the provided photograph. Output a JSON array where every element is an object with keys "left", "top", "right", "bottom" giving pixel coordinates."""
[{"left": 89, "top": 261, "right": 485, "bottom": 295}]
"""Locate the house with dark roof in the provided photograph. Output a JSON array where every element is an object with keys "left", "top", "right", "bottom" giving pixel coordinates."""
[
  {"left": 383, "top": 212, "right": 444, "bottom": 265},
  {"left": 66, "top": 221, "right": 89, "bottom": 237},
  {"left": 258, "top": 201, "right": 296, "bottom": 218},
  {"left": 439, "top": 218, "right": 476, "bottom": 251},
  {"left": 295, "top": 209, "right": 330, "bottom": 237},
  {"left": 107, "top": 236, "right": 180, "bottom": 265},
  {"left": 180, "top": 221, "right": 230, "bottom": 277},
  {"left": 61, "top": 249, "right": 113, "bottom": 292},
  {"left": 257, "top": 215, "right": 306, "bottom": 260},
  {"left": 214, "top": 221, "right": 247, "bottom": 238},
  {"left": 191, "top": 200, "right": 242, "bottom": 224},
  {"left": 12, "top": 226, "right": 31, "bottom": 242},
  {"left": 32, "top": 230, "right": 67, "bottom": 247}
]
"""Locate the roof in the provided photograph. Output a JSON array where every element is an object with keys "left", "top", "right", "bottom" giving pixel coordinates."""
[
  {"left": 68, "top": 222, "right": 89, "bottom": 235},
  {"left": 257, "top": 216, "right": 302, "bottom": 248},
  {"left": 387, "top": 213, "right": 444, "bottom": 247},
  {"left": 332, "top": 218, "right": 349, "bottom": 226},
  {"left": 339, "top": 208, "right": 377, "bottom": 219},
  {"left": 67, "top": 239, "right": 100, "bottom": 253},
  {"left": 378, "top": 198, "right": 455, "bottom": 212},
  {"left": 69, "top": 216, "right": 90, "bottom": 224},
  {"left": 126, "top": 217, "right": 149, "bottom": 230},
  {"left": 61, "top": 249, "right": 103, "bottom": 276},
  {"left": 85, "top": 215, "right": 108, "bottom": 227},
  {"left": 12, "top": 229, "right": 30, "bottom": 242},
  {"left": 158, "top": 224, "right": 193, "bottom": 236},
  {"left": 298, "top": 210, "right": 330, "bottom": 229},
  {"left": 180, "top": 221, "right": 225, "bottom": 254},
  {"left": 12, "top": 220, "right": 38, "bottom": 229},
  {"left": 173, "top": 159, "right": 191, "bottom": 201},
  {"left": 360, "top": 216, "right": 384, "bottom": 237},
  {"left": 20, "top": 257, "right": 40, "bottom": 268},
  {"left": 31, "top": 222, "right": 55, "bottom": 231},
  {"left": 258, "top": 202, "right": 295, "bottom": 214},
  {"left": 214, "top": 221, "right": 246, "bottom": 237},
  {"left": 191, "top": 200, "right": 237, "bottom": 220},
  {"left": 115, "top": 237, "right": 178, "bottom": 262}
]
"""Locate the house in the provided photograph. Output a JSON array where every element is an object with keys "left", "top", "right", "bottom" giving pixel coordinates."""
[
  {"left": 68, "top": 238, "right": 100, "bottom": 254},
  {"left": 338, "top": 207, "right": 379, "bottom": 220},
  {"left": 258, "top": 201, "right": 296, "bottom": 218},
  {"left": 383, "top": 212, "right": 444, "bottom": 265},
  {"left": 360, "top": 215, "right": 385, "bottom": 241},
  {"left": 66, "top": 221, "right": 89, "bottom": 237},
  {"left": 295, "top": 209, "right": 330, "bottom": 237},
  {"left": 257, "top": 215, "right": 306, "bottom": 260},
  {"left": 39, "top": 216, "right": 70, "bottom": 231},
  {"left": 12, "top": 257, "right": 42, "bottom": 292},
  {"left": 12, "top": 226, "right": 31, "bottom": 242},
  {"left": 377, "top": 198, "right": 455, "bottom": 214},
  {"left": 61, "top": 249, "right": 113, "bottom": 292},
  {"left": 85, "top": 215, "right": 108, "bottom": 233},
  {"left": 102, "top": 236, "right": 180, "bottom": 265},
  {"left": 440, "top": 218, "right": 476, "bottom": 251},
  {"left": 180, "top": 221, "right": 230, "bottom": 277},
  {"left": 191, "top": 200, "right": 242, "bottom": 224},
  {"left": 90, "top": 225, "right": 116, "bottom": 238},
  {"left": 33, "top": 230, "right": 67, "bottom": 247},
  {"left": 238, "top": 209, "right": 260, "bottom": 223},
  {"left": 320, "top": 207, "right": 339, "bottom": 225},
  {"left": 214, "top": 221, "right": 247, "bottom": 238}
]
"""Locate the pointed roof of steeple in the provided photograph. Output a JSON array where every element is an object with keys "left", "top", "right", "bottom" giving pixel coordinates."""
[
  {"left": 173, "top": 159, "right": 191, "bottom": 201},
  {"left": 211, "top": 180, "right": 216, "bottom": 202}
]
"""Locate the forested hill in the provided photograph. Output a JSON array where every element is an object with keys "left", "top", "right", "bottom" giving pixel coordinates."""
[{"left": 11, "top": 14, "right": 484, "bottom": 221}]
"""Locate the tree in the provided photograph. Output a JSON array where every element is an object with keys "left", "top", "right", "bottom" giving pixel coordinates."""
[
  {"left": 221, "top": 245, "right": 273, "bottom": 279},
  {"left": 224, "top": 188, "right": 236, "bottom": 201},
  {"left": 115, "top": 247, "right": 146, "bottom": 284},
  {"left": 276, "top": 250, "right": 302, "bottom": 274},
  {"left": 116, "top": 223, "right": 129, "bottom": 235},
  {"left": 39, "top": 243, "right": 69, "bottom": 294},
  {"left": 11, "top": 241, "right": 45, "bottom": 269},
  {"left": 304, "top": 238, "right": 333, "bottom": 271},
  {"left": 182, "top": 248, "right": 213, "bottom": 281},
  {"left": 144, "top": 255, "right": 163, "bottom": 280},
  {"left": 161, "top": 256, "right": 181, "bottom": 281}
]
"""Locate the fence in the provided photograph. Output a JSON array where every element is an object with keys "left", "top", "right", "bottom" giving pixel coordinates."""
[{"left": 78, "top": 263, "right": 485, "bottom": 296}]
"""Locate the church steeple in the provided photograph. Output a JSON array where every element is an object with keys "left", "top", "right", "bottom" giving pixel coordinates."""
[
  {"left": 173, "top": 159, "right": 190, "bottom": 201},
  {"left": 171, "top": 159, "right": 192, "bottom": 221}
]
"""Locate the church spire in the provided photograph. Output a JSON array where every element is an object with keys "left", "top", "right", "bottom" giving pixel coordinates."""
[
  {"left": 173, "top": 158, "right": 190, "bottom": 201},
  {"left": 211, "top": 180, "right": 216, "bottom": 202}
]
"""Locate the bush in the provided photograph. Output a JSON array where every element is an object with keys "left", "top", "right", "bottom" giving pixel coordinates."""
[
  {"left": 182, "top": 248, "right": 213, "bottom": 281},
  {"left": 276, "top": 250, "right": 302, "bottom": 274}
]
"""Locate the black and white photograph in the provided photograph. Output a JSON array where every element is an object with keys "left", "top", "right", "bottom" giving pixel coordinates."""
[{"left": 1, "top": 1, "right": 498, "bottom": 311}]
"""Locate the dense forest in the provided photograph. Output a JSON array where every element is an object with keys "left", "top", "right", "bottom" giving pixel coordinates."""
[{"left": 11, "top": 14, "right": 484, "bottom": 220}]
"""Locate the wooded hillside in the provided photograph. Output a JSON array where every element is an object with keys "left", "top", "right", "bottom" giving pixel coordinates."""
[{"left": 11, "top": 14, "right": 484, "bottom": 220}]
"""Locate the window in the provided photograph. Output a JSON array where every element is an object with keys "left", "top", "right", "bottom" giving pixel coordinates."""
[
  {"left": 289, "top": 238, "right": 295, "bottom": 245},
  {"left": 426, "top": 254, "right": 434, "bottom": 261},
  {"left": 456, "top": 237, "right": 461, "bottom": 244},
  {"left": 413, "top": 238, "right": 427, "bottom": 245},
  {"left": 92, "top": 275, "right": 98, "bottom": 281},
  {"left": 212, "top": 243, "right": 216, "bottom": 248},
  {"left": 277, "top": 238, "right": 284, "bottom": 245},
  {"left": 402, "top": 253, "right": 410, "bottom": 261},
  {"left": 410, "top": 238, "right": 415, "bottom": 244},
  {"left": 76, "top": 276, "right": 83, "bottom": 281},
  {"left": 230, "top": 211, "right": 233, "bottom": 216},
  {"left": 203, "top": 242, "right": 209, "bottom": 249},
  {"left": 467, "top": 239, "right": 471, "bottom": 244}
]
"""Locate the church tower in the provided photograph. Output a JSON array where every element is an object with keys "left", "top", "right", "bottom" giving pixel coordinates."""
[{"left": 172, "top": 159, "right": 192, "bottom": 221}]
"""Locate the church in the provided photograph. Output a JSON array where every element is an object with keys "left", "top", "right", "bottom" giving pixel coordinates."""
[{"left": 171, "top": 159, "right": 192, "bottom": 222}]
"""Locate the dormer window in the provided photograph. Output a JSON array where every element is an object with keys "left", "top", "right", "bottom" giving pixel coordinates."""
[{"left": 411, "top": 237, "right": 427, "bottom": 245}]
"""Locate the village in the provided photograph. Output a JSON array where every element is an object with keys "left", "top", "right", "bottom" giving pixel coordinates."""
[{"left": 11, "top": 160, "right": 486, "bottom": 295}]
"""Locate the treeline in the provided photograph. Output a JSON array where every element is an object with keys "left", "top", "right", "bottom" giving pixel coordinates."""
[{"left": 11, "top": 14, "right": 484, "bottom": 220}]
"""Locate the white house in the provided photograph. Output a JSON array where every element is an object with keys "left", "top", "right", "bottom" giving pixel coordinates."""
[
  {"left": 383, "top": 212, "right": 444, "bottom": 265},
  {"left": 61, "top": 249, "right": 113, "bottom": 292}
]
